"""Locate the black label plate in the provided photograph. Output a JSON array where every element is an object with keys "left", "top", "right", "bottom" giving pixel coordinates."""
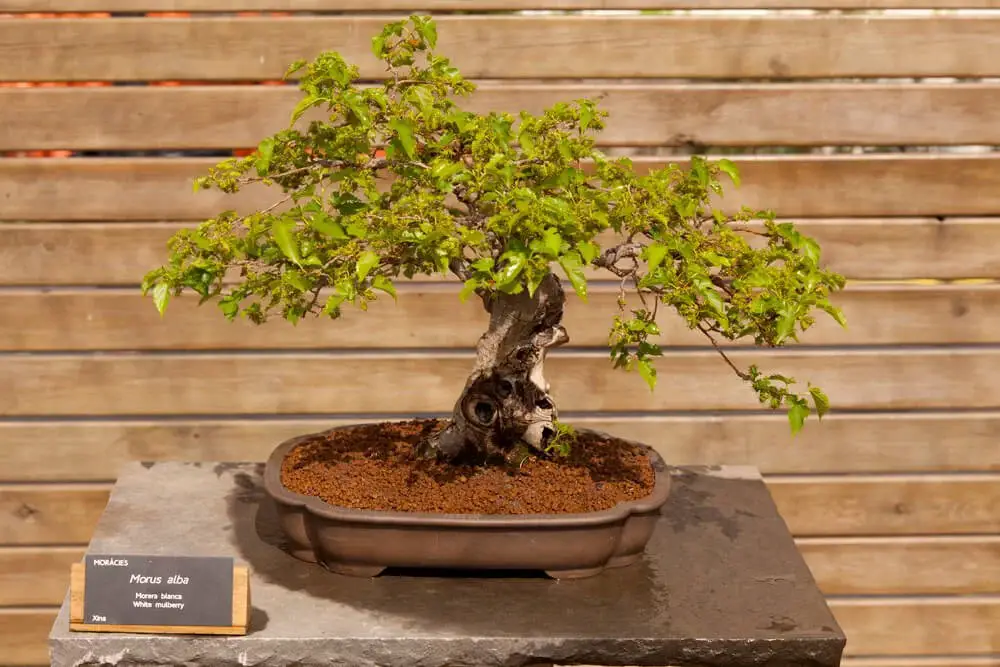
[{"left": 82, "top": 554, "right": 234, "bottom": 628}]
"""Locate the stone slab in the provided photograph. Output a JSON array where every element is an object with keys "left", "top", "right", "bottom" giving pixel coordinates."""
[{"left": 50, "top": 461, "right": 845, "bottom": 667}]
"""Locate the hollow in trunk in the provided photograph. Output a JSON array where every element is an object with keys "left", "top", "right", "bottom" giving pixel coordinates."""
[{"left": 418, "top": 273, "right": 569, "bottom": 461}]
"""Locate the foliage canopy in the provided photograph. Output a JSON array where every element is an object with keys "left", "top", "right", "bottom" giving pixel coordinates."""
[{"left": 143, "top": 15, "right": 847, "bottom": 434}]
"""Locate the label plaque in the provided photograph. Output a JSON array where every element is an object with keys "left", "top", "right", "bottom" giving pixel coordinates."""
[{"left": 70, "top": 554, "right": 249, "bottom": 635}]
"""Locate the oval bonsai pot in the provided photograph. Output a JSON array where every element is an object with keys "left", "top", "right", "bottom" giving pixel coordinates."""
[{"left": 263, "top": 424, "right": 671, "bottom": 580}]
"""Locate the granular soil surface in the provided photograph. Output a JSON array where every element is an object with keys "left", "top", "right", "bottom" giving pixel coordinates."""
[{"left": 280, "top": 419, "right": 656, "bottom": 515}]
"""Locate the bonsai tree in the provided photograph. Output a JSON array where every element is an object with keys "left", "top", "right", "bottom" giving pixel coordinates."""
[{"left": 143, "top": 15, "right": 846, "bottom": 463}]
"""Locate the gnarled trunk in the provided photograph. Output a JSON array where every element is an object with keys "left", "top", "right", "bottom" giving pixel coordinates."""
[{"left": 418, "top": 273, "right": 569, "bottom": 461}]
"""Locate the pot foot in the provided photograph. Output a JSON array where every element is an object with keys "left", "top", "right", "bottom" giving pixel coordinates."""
[
  {"left": 286, "top": 547, "right": 318, "bottom": 563},
  {"left": 324, "top": 563, "right": 386, "bottom": 578},
  {"left": 544, "top": 566, "right": 605, "bottom": 580},
  {"left": 606, "top": 553, "right": 642, "bottom": 569}
]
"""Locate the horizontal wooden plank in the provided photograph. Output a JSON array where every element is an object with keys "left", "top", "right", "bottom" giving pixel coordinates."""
[
  {"left": 3, "top": 156, "right": 1000, "bottom": 221},
  {"left": 5, "top": 284, "right": 1000, "bottom": 352},
  {"left": 5, "top": 1, "right": 1000, "bottom": 10},
  {"left": 9, "top": 218, "right": 1000, "bottom": 285},
  {"left": 4, "top": 537, "right": 994, "bottom": 606},
  {"left": 3, "top": 475, "right": 995, "bottom": 543},
  {"left": 1, "top": 413, "right": 998, "bottom": 482},
  {"left": 6, "top": 84, "right": 1000, "bottom": 150},
  {"left": 0, "top": 485, "right": 108, "bottom": 545},
  {"left": 0, "top": 608, "right": 52, "bottom": 666},
  {"left": 770, "top": 474, "right": 1000, "bottom": 536},
  {"left": 797, "top": 536, "right": 1000, "bottom": 594},
  {"left": 833, "top": 597, "right": 1000, "bottom": 656},
  {"left": 4, "top": 16, "right": 1000, "bottom": 82},
  {"left": 0, "top": 546, "right": 81, "bottom": 606},
  {"left": 2, "top": 349, "right": 1000, "bottom": 416},
  {"left": 843, "top": 659, "right": 1000, "bottom": 667}
]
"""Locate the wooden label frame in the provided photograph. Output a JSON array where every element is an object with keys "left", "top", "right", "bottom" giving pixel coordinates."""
[{"left": 69, "top": 561, "right": 250, "bottom": 636}]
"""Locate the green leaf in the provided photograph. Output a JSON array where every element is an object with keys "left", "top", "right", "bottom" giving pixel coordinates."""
[
  {"left": 356, "top": 250, "right": 379, "bottom": 282},
  {"left": 788, "top": 399, "right": 810, "bottom": 435},
  {"left": 559, "top": 252, "right": 588, "bottom": 301},
  {"left": 645, "top": 243, "right": 668, "bottom": 274},
  {"left": 819, "top": 301, "right": 848, "bottom": 329},
  {"left": 343, "top": 92, "right": 371, "bottom": 126},
  {"left": 290, "top": 95, "right": 317, "bottom": 125},
  {"left": 323, "top": 292, "right": 346, "bottom": 316},
  {"left": 459, "top": 278, "right": 480, "bottom": 303},
  {"left": 809, "top": 386, "right": 830, "bottom": 419},
  {"left": 580, "top": 104, "right": 594, "bottom": 132},
  {"left": 690, "top": 156, "right": 709, "bottom": 188},
  {"left": 371, "top": 33, "right": 388, "bottom": 58},
  {"left": 191, "top": 232, "right": 213, "bottom": 251},
  {"left": 775, "top": 309, "right": 798, "bottom": 344},
  {"left": 152, "top": 283, "right": 170, "bottom": 316},
  {"left": 284, "top": 59, "right": 307, "bottom": 80},
  {"left": 334, "top": 193, "right": 367, "bottom": 215},
  {"left": 519, "top": 131, "right": 535, "bottom": 153},
  {"left": 802, "top": 237, "right": 821, "bottom": 265},
  {"left": 717, "top": 158, "right": 741, "bottom": 188},
  {"left": 431, "top": 161, "right": 463, "bottom": 183},
  {"left": 458, "top": 278, "right": 482, "bottom": 303},
  {"left": 406, "top": 85, "right": 434, "bottom": 115},
  {"left": 389, "top": 118, "right": 416, "bottom": 159},
  {"left": 308, "top": 213, "right": 347, "bottom": 240},
  {"left": 576, "top": 241, "right": 600, "bottom": 264},
  {"left": 255, "top": 138, "right": 275, "bottom": 177},
  {"left": 541, "top": 229, "right": 562, "bottom": 257},
  {"left": 284, "top": 270, "right": 311, "bottom": 292},
  {"left": 702, "top": 288, "right": 726, "bottom": 320},
  {"left": 702, "top": 251, "right": 731, "bottom": 267},
  {"left": 346, "top": 221, "right": 368, "bottom": 238},
  {"left": 557, "top": 140, "right": 573, "bottom": 161},
  {"left": 218, "top": 294, "right": 240, "bottom": 320},
  {"left": 414, "top": 17, "right": 438, "bottom": 49},
  {"left": 496, "top": 252, "right": 527, "bottom": 288},
  {"left": 637, "top": 358, "right": 656, "bottom": 391},
  {"left": 372, "top": 275, "right": 397, "bottom": 300},
  {"left": 271, "top": 219, "right": 302, "bottom": 267},
  {"left": 673, "top": 197, "right": 697, "bottom": 219}
]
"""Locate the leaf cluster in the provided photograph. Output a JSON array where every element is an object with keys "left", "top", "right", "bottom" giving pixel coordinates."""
[{"left": 143, "top": 15, "right": 847, "bottom": 433}]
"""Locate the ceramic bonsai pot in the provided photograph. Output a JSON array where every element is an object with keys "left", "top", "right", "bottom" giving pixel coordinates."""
[{"left": 262, "top": 424, "right": 672, "bottom": 580}]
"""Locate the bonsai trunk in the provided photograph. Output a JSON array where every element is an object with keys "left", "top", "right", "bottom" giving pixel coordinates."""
[{"left": 418, "top": 273, "right": 569, "bottom": 461}]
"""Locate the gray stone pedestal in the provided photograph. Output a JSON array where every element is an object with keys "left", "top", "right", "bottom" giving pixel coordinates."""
[{"left": 50, "top": 462, "right": 845, "bottom": 667}]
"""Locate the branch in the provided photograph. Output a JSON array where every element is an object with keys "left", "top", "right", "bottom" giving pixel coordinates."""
[
  {"left": 729, "top": 225, "right": 768, "bottom": 237},
  {"left": 593, "top": 242, "right": 644, "bottom": 278},
  {"left": 229, "top": 193, "right": 293, "bottom": 230},
  {"left": 305, "top": 282, "right": 326, "bottom": 315},
  {"left": 448, "top": 258, "right": 472, "bottom": 281},
  {"left": 236, "top": 156, "right": 389, "bottom": 186},
  {"left": 697, "top": 324, "right": 750, "bottom": 381}
]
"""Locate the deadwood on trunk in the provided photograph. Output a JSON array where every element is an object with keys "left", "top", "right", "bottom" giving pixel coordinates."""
[{"left": 418, "top": 273, "right": 569, "bottom": 460}]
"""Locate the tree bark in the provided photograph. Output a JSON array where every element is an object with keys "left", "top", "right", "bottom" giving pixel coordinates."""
[{"left": 418, "top": 273, "right": 569, "bottom": 461}]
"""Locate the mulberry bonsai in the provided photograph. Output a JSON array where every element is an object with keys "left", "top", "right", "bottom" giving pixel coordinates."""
[{"left": 143, "top": 15, "right": 846, "bottom": 464}]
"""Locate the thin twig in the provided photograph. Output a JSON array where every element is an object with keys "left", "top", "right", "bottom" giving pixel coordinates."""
[
  {"left": 729, "top": 225, "right": 769, "bottom": 237},
  {"left": 697, "top": 324, "right": 750, "bottom": 381}
]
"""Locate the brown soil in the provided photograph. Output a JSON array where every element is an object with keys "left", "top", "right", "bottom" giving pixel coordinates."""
[{"left": 280, "top": 419, "right": 656, "bottom": 515}]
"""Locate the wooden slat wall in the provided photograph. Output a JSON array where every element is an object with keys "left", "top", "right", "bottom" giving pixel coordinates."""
[
  {"left": 6, "top": 84, "right": 1000, "bottom": 150},
  {"left": 4, "top": 1, "right": 1000, "bottom": 9},
  {"left": 7, "top": 16, "right": 1000, "bottom": 81},
  {"left": 1, "top": 6, "right": 998, "bottom": 667},
  {"left": 6, "top": 156, "right": 1000, "bottom": 220}
]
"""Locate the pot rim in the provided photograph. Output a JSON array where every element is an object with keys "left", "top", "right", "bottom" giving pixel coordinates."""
[{"left": 263, "top": 422, "right": 671, "bottom": 528}]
